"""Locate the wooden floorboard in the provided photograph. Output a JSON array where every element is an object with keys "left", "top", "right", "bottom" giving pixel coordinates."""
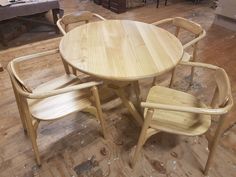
[{"left": 0, "top": 1, "right": 236, "bottom": 177}]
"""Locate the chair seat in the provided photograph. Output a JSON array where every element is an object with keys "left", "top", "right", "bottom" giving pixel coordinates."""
[
  {"left": 28, "top": 74, "right": 92, "bottom": 121},
  {"left": 181, "top": 52, "right": 192, "bottom": 62},
  {"left": 144, "top": 86, "right": 211, "bottom": 136}
]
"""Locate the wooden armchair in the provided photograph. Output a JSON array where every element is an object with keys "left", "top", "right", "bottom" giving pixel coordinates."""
[
  {"left": 131, "top": 62, "right": 233, "bottom": 175},
  {"left": 152, "top": 17, "right": 206, "bottom": 86},
  {"left": 57, "top": 11, "right": 106, "bottom": 35},
  {"left": 7, "top": 49, "right": 107, "bottom": 165}
]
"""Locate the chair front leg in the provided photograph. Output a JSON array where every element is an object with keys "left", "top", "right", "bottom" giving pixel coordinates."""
[
  {"left": 21, "top": 98, "right": 41, "bottom": 165},
  {"left": 131, "top": 109, "right": 154, "bottom": 168},
  {"left": 204, "top": 116, "right": 226, "bottom": 175}
]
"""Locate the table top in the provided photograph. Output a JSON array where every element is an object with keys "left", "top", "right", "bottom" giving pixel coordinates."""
[{"left": 59, "top": 20, "right": 183, "bottom": 81}]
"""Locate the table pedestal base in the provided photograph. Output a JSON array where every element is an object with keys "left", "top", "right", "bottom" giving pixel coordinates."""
[{"left": 106, "top": 81, "right": 144, "bottom": 126}]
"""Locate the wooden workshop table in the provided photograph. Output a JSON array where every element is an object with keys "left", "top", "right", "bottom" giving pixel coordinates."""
[{"left": 59, "top": 20, "right": 183, "bottom": 126}]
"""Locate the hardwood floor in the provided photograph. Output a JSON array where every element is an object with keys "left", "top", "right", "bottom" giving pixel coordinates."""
[{"left": 0, "top": 1, "right": 235, "bottom": 177}]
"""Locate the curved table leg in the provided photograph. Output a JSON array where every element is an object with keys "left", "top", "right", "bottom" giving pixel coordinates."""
[
  {"left": 107, "top": 82, "right": 143, "bottom": 126},
  {"left": 132, "top": 81, "right": 143, "bottom": 114}
]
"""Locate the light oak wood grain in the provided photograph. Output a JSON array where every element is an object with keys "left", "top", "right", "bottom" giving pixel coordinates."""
[
  {"left": 152, "top": 17, "right": 206, "bottom": 86},
  {"left": 57, "top": 11, "right": 106, "bottom": 35},
  {"left": 1, "top": 1, "right": 236, "bottom": 176},
  {"left": 59, "top": 19, "right": 183, "bottom": 126},
  {"left": 7, "top": 50, "right": 107, "bottom": 165},
  {"left": 131, "top": 62, "right": 233, "bottom": 175},
  {"left": 59, "top": 20, "right": 184, "bottom": 81}
]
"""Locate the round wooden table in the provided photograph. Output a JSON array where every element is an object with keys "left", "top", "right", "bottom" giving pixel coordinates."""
[
  {"left": 59, "top": 20, "right": 183, "bottom": 81},
  {"left": 59, "top": 20, "right": 183, "bottom": 125}
]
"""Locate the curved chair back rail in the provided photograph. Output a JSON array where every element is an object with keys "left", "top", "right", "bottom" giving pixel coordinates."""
[
  {"left": 152, "top": 17, "right": 206, "bottom": 87},
  {"left": 57, "top": 11, "right": 106, "bottom": 35},
  {"left": 152, "top": 17, "right": 206, "bottom": 47}
]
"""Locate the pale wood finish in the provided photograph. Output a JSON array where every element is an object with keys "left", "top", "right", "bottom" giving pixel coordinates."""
[
  {"left": 59, "top": 20, "right": 184, "bottom": 81},
  {"left": 1, "top": 1, "right": 236, "bottom": 176},
  {"left": 152, "top": 17, "right": 206, "bottom": 86},
  {"left": 131, "top": 61, "right": 233, "bottom": 175},
  {"left": 7, "top": 50, "right": 107, "bottom": 165},
  {"left": 104, "top": 81, "right": 144, "bottom": 126},
  {"left": 59, "top": 19, "right": 183, "bottom": 126},
  {"left": 144, "top": 86, "right": 211, "bottom": 136},
  {"left": 57, "top": 11, "right": 106, "bottom": 78},
  {"left": 112, "top": 85, "right": 144, "bottom": 126},
  {"left": 57, "top": 11, "right": 106, "bottom": 35}
]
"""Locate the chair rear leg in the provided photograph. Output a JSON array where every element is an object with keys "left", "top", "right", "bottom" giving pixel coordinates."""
[
  {"left": 131, "top": 109, "right": 154, "bottom": 168},
  {"left": 189, "top": 44, "right": 198, "bottom": 86},
  {"left": 189, "top": 66, "right": 195, "bottom": 86}
]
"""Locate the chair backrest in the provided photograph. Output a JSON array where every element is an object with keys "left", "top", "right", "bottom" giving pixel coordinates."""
[
  {"left": 165, "top": 17, "right": 205, "bottom": 60},
  {"left": 154, "top": 17, "right": 204, "bottom": 48},
  {"left": 7, "top": 49, "right": 85, "bottom": 93},
  {"left": 7, "top": 50, "right": 63, "bottom": 94},
  {"left": 60, "top": 53, "right": 87, "bottom": 77},
  {"left": 7, "top": 61, "right": 33, "bottom": 133},
  {"left": 212, "top": 68, "right": 233, "bottom": 109},
  {"left": 57, "top": 11, "right": 105, "bottom": 35},
  {"left": 172, "top": 17, "right": 203, "bottom": 37},
  {"left": 8, "top": 57, "right": 33, "bottom": 93}
]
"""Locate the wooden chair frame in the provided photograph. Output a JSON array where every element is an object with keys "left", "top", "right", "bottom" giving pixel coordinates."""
[
  {"left": 152, "top": 17, "right": 206, "bottom": 87},
  {"left": 56, "top": 11, "right": 106, "bottom": 78},
  {"left": 131, "top": 61, "right": 233, "bottom": 175},
  {"left": 57, "top": 11, "right": 106, "bottom": 35},
  {"left": 7, "top": 49, "right": 107, "bottom": 165}
]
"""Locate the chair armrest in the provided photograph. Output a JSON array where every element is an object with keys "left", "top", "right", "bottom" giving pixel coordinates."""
[
  {"left": 12, "top": 49, "right": 59, "bottom": 63},
  {"left": 93, "top": 13, "right": 106, "bottom": 21},
  {"left": 152, "top": 18, "right": 173, "bottom": 26},
  {"left": 141, "top": 102, "right": 230, "bottom": 115},
  {"left": 57, "top": 19, "right": 66, "bottom": 35},
  {"left": 27, "top": 81, "right": 102, "bottom": 99},
  {"left": 179, "top": 61, "right": 219, "bottom": 70},
  {"left": 183, "top": 30, "right": 206, "bottom": 49}
]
